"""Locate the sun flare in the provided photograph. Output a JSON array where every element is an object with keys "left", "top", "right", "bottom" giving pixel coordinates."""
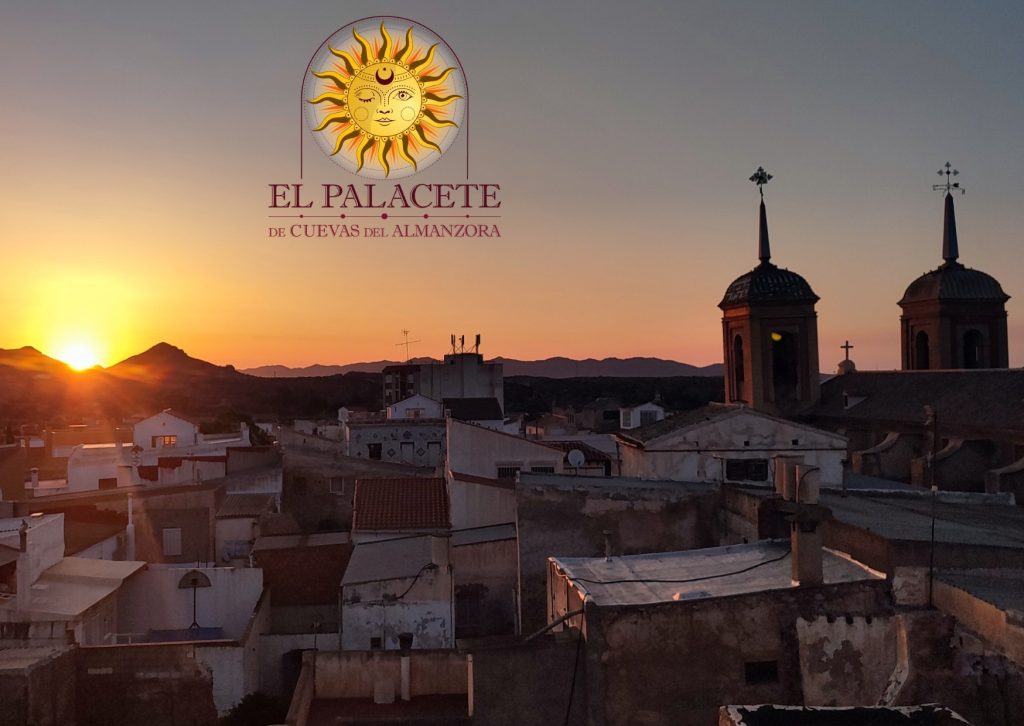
[
  {"left": 306, "top": 20, "right": 463, "bottom": 177},
  {"left": 54, "top": 342, "right": 101, "bottom": 371}
]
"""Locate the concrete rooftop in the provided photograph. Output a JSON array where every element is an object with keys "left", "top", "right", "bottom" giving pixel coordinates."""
[
  {"left": 552, "top": 540, "right": 881, "bottom": 607},
  {"left": 341, "top": 535, "right": 442, "bottom": 587}
]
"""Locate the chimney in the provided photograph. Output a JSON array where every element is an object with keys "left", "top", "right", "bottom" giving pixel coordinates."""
[
  {"left": 774, "top": 455, "right": 802, "bottom": 500},
  {"left": 18, "top": 519, "right": 28, "bottom": 552},
  {"left": 790, "top": 466, "right": 824, "bottom": 586},
  {"left": 603, "top": 529, "right": 614, "bottom": 561}
]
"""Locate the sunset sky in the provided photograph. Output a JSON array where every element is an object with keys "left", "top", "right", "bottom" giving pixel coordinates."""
[{"left": 2, "top": 1, "right": 1023, "bottom": 370}]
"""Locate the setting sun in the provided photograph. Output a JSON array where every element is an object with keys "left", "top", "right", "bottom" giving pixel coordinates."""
[{"left": 54, "top": 342, "right": 102, "bottom": 371}]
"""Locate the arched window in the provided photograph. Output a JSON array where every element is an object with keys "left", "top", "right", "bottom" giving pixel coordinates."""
[
  {"left": 963, "top": 329, "right": 984, "bottom": 369},
  {"left": 771, "top": 331, "right": 799, "bottom": 399},
  {"left": 914, "top": 331, "right": 930, "bottom": 370},
  {"left": 732, "top": 334, "right": 745, "bottom": 398}
]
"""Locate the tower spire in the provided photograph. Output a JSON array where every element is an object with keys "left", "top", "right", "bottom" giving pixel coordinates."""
[
  {"left": 942, "top": 191, "right": 959, "bottom": 264},
  {"left": 933, "top": 162, "right": 964, "bottom": 266},
  {"left": 749, "top": 166, "right": 773, "bottom": 265}
]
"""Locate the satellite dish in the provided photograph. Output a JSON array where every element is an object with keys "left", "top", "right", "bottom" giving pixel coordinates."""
[{"left": 567, "top": 449, "right": 586, "bottom": 468}]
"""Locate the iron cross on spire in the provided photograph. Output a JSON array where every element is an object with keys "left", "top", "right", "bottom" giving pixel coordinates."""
[
  {"left": 933, "top": 162, "right": 965, "bottom": 195},
  {"left": 749, "top": 166, "right": 773, "bottom": 199},
  {"left": 841, "top": 340, "right": 854, "bottom": 361}
]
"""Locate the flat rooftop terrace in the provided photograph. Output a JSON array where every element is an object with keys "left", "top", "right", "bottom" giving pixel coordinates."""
[{"left": 552, "top": 540, "right": 881, "bottom": 607}]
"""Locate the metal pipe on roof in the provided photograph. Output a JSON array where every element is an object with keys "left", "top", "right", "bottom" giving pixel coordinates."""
[{"left": 524, "top": 607, "right": 585, "bottom": 643}]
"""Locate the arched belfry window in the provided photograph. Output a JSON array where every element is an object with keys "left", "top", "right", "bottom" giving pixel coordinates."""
[
  {"left": 963, "top": 330, "right": 984, "bottom": 369},
  {"left": 733, "top": 335, "right": 745, "bottom": 397},
  {"left": 914, "top": 331, "right": 930, "bottom": 370},
  {"left": 771, "top": 331, "right": 799, "bottom": 399}
]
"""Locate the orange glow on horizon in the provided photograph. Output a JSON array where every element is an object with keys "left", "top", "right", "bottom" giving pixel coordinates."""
[{"left": 52, "top": 340, "right": 102, "bottom": 370}]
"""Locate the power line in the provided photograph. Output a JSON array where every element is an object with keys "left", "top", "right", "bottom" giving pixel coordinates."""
[{"left": 567, "top": 547, "right": 791, "bottom": 586}]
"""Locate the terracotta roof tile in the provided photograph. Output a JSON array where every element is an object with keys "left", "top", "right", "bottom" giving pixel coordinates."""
[{"left": 352, "top": 477, "right": 449, "bottom": 532}]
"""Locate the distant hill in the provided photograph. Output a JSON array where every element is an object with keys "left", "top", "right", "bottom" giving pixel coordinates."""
[
  {"left": 242, "top": 356, "right": 723, "bottom": 379},
  {"left": 0, "top": 343, "right": 381, "bottom": 424},
  {"left": 0, "top": 342, "right": 724, "bottom": 425}
]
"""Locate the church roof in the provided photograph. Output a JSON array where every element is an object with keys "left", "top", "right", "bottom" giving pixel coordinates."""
[
  {"left": 899, "top": 191, "right": 1009, "bottom": 306},
  {"left": 720, "top": 195, "right": 818, "bottom": 309},
  {"left": 808, "top": 369, "right": 1024, "bottom": 434}
]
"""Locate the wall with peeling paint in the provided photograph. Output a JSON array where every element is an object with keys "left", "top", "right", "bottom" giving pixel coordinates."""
[
  {"left": 583, "top": 579, "right": 892, "bottom": 726},
  {"left": 341, "top": 566, "right": 453, "bottom": 651},
  {"left": 796, "top": 614, "right": 898, "bottom": 706}
]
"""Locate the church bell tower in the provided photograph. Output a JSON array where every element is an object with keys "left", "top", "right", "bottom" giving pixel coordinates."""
[
  {"left": 719, "top": 168, "right": 821, "bottom": 417},
  {"left": 898, "top": 164, "right": 1010, "bottom": 370}
]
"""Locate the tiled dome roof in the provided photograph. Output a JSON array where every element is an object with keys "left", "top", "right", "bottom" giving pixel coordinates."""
[
  {"left": 720, "top": 262, "right": 819, "bottom": 308},
  {"left": 900, "top": 262, "right": 1009, "bottom": 305}
]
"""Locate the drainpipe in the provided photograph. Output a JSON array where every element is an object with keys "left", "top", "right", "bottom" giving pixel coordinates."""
[
  {"left": 125, "top": 494, "right": 136, "bottom": 561},
  {"left": 342, "top": 581, "right": 350, "bottom": 651}
]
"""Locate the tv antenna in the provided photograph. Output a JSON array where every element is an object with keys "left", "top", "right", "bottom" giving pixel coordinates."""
[
  {"left": 933, "top": 162, "right": 965, "bottom": 195},
  {"left": 395, "top": 329, "right": 421, "bottom": 362}
]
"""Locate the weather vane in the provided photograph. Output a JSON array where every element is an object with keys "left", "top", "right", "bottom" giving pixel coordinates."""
[
  {"left": 933, "top": 162, "right": 965, "bottom": 195},
  {"left": 749, "top": 166, "right": 772, "bottom": 199}
]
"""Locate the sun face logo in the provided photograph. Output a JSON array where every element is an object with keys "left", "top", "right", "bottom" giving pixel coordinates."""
[{"left": 303, "top": 19, "right": 466, "bottom": 179}]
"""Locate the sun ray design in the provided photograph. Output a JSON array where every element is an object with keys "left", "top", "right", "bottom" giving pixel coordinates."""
[{"left": 305, "top": 21, "right": 464, "bottom": 178}]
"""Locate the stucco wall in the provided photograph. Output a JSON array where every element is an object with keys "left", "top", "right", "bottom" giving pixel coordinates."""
[
  {"left": 796, "top": 614, "right": 899, "bottom": 706},
  {"left": 450, "top": 479, "right": 515, "bottom": 530},
  {"left": 76, "top": 643, "right": 218, "bottom": 726},
  {"left": 517, "top": 481, "right": 718, "bottom": 632},
  {"left": 469, "top": 636, "right": 585, "bottom": 726},
  {"left": 313, "top": 649, "right": 468, "bottom": 699},
  {"left": 584, "top": 580, "right": 892, "bottom": 726},
  {"left": 345, "top": 421, "right": 445, "bottom": 466},
  {"left": 258, "top": 632, "right": 317, "bottom": 696},
  {"left": 117, "top": 566, "right": 263, "bottom": 640},
  {"left": 447, "top": 419, "right": 564, "bottom": 481},
  {"left": 452, "top": 537, "right": 518, "bottom": 638},
  {"left": 134, "top": 412, "right": 198, "bottom": 450},
  {"left": 0, "top": 514, "right": 64, "bottom": 583},
  {"left": 0, "top": 646, "right": 75, "bottom": 726},
  {"left": 342, "top": 567, "right": 453, "bottom": 650},
  {"left": 620, "top": 412, "right": 846, "bottom": 486}
]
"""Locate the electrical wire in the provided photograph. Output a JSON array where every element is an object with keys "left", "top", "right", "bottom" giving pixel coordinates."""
[
  {"left": 563, "top": 627, "right": 583, "bottom": 726},
  {"left": 393, "top": 562, "right": 439, "bottom": 600},
  {"left": 567, "top": 547, "right": 791, "bottom": 586}
]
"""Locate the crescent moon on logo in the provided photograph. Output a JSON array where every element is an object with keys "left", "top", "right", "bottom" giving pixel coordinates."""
[{"left": 375, "top": 68, "right": 394, "bottom": 85}]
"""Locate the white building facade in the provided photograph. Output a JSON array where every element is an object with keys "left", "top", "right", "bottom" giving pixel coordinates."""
[{"left": 617, "top": 405, "right": 847, "bottom": 486}]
